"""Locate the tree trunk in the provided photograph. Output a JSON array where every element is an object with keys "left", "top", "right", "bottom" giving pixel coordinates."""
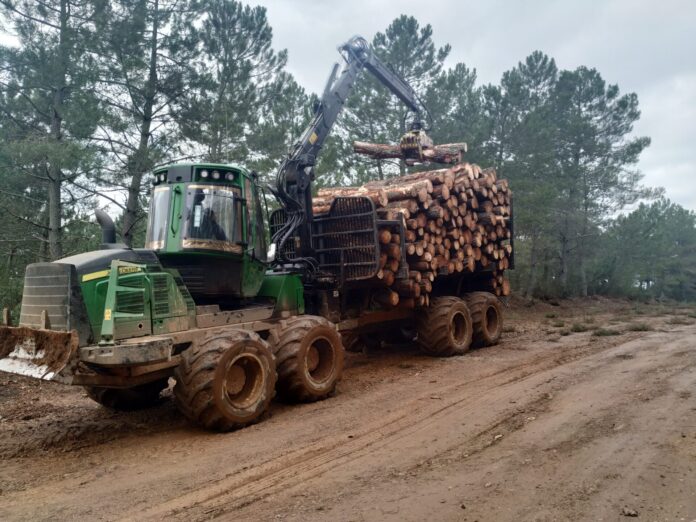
[
  {"left": 558, "top": 232, "right": 569, "bottom": 295},
  {"left": 121, "top": 0, "right": 159, "bottom": 247},
  {"left": 524, "top": 233, "right": 539, "bottom": 298},
  {"left": 47, "top": 0, "right": 70, "bottom": 260},
  {"left": 47, "top": 166, "right": 62, "bottom": 259},
  {"left": 579, "top": 259, "right": 588, "bottom": 297}
]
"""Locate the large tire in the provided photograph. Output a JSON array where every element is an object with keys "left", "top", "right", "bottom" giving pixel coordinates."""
[
  {"left": 275, "top": 316, "right": 344, "bottom": 402},
  {"left": 417, "top": 296, "right": 473, "bottom": 356},
  {"left": 85, "top": 379, "right": 169, "bottom": 411},
  {"left": 173, "top": 330, "right": 276, "bottom": 432},
  {"left": 464, "top": 291, "right": 503, "bottom": 347}
]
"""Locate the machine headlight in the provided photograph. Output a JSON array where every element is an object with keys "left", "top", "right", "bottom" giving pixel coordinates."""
[
  {"left": 158, "top": 173, "right": 166, "bottom": 182},
  {"left": 200, "top": 169, "right": 209, "bottom": 178},
  {"left": 212, "top": 170, "right": 220, "bottom": 180},
  {"left": 225, "top": 172, "right": 234, "bottom": 181}
]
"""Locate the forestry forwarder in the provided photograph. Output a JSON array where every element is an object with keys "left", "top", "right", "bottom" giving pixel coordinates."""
[{"left": 0, "top": 36, "right": 506, "bottom": 431}]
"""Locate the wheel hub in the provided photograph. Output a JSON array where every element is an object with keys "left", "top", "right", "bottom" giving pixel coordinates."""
[
  {"left": 451, "top": 311, "right": 468, "bottom": 343},
  {"left": 225, "top": 364, "right": 247, "bottom": 395},
  {"left": 485, "top": 305, "right": 499, "bottom": 334},
  {"left": 306, "top": 337, "right": 334, "bottom": 384},
  {"left": 223, "top": 354, "right": 264, "bottom": 408},
  {"left": 306, "top": 345, "right": 320, "bottom": 372}
]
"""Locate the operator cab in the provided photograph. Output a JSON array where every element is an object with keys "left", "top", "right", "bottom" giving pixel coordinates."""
[{"left": 146, "top": 163, "right": 267, "bottom": 304}]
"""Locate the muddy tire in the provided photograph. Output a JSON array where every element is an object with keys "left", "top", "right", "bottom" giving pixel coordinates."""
[
  {"left": 173, "top": 330, "right": 276, "bottom": 432},
  {"left": 464, "top": 291, "right": 503, "bottom": 347},
  {"left": 275, "top": 316, "right": 344, "bottom": 402},
  {"left": 417, "top": 296, "right": 473, "bottom": 356},
  {"left": 85, "top": 379, "right": 169, "bottom": 411}
]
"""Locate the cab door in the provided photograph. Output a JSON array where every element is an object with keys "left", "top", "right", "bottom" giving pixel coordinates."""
[{"left": 241, "top": 174, "right": 268, "bottom": 296}]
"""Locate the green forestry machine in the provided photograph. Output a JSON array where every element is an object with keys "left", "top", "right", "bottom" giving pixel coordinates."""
[{"left": 0, "top": 37, "right": 508, "bottom": 431}]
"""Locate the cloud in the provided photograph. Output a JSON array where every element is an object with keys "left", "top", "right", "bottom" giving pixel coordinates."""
[
  {"left": 256, "top": 0, "right": 696, "bottom": 210},
  {"left": 633, "top": 73, "right": 696, "bottom": 209}
]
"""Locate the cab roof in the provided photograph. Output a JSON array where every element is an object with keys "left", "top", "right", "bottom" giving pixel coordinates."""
[{"left": 152, "top": 163, "right": 252, "bottom": 184}]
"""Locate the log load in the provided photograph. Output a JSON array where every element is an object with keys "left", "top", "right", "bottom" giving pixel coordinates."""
[
  {"left": 314, "top": 162, "right": 512, "bottom": 307},
  {"left": 353, "top": 141, "right": 468, "bottom": 165}
]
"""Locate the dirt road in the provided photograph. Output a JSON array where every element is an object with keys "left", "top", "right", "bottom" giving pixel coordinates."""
[{"left": 1, "top": 299, "right": 695, "bottom": 521}]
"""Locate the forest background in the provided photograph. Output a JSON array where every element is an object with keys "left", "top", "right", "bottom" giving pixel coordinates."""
[{"left": 1, "top": 0, "right": 694, "bottom": 315}]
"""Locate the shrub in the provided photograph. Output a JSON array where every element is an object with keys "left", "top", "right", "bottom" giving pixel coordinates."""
[
  {"left": 592, "top": 328, "right": 622, "bottom": 337},
  {"left": 626, "top": 322, "right": 652, "bottom": 332},
  {"left": 667, "top": 316, "right": 694, "bottom": 325}
]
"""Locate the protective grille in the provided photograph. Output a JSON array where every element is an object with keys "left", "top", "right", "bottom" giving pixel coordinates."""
[
  {"left": 116, "top": 278, "right": 145, "bottom": 315},
  {"left": 170, "top": 271, "right": 196, "bottom": 312},
  {"left": 19, "top": 263, "right": 72, "bottom": 331},
  {"left": 312, "top": 196, "right": 379, "bottom": 282},
  {"left": 151, "top": 274, "right": 170, "bottom": 317}
]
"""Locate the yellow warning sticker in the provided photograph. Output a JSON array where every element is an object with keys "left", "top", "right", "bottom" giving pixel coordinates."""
[
  {"left": 104, "top": 308, "right": 112, "bottom": 321},
  {"left": 82, "top": 269, "right": 110, "bottom": 282},
  {"left": 309, "top": 132, "right": 318, "bottom": 145}
]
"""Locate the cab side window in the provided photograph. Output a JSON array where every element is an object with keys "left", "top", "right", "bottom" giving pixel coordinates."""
[{"left": 245, "top": 177, "right": 267, "bottom": 260}]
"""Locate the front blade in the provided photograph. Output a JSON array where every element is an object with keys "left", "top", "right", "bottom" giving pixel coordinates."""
[{"left": 0, "top": 326, "right": 78, "bottom": 383}]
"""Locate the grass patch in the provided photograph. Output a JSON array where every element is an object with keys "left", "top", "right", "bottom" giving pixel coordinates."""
[
  {"left": 570, "top": 323, "right": 590, "bottom": 333},
  {"left": 688, "top": 312, "right": 696, "bottom": 319},
  {"left": 651, "top": 308, "right": 670, "bottom": 316},
  {"left": 592, "top": 328, "right": 622, "bottom": 337},
  {"left": 626, "top": 322, "right": 653, "bottom": 332},
  {"left": 583, "top": 316, "right": 596, "bottom": 324},
  {"left": 545, "top": 312, "right": 557, "bottom": 319},
  {"left": 551, "top": 319, "right": 565, "bottom": 327},
  {"left": 559, "top": 329, "right": 571, "bottom": 336},
  {"left": 667, "top": 316, "right": 694, "bottom": 325}
]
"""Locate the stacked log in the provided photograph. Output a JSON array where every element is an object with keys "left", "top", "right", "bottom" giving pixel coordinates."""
[
  {"left": 313, "top": 162, "right": 512, "bottom": 307},
  {"left": 352, "top": 141, "right": 468, "bottom": 165}
]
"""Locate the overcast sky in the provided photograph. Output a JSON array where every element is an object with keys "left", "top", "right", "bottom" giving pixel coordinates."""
[
  {"left": 1, "top": 1, "right": 693, "bottom": 210},
  {"left": 256, "top": 0, "right": 696, "bottom": 211}
]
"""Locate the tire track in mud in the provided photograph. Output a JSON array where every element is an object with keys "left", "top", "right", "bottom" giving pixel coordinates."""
[{"left": 127, "top": 331, "right": 651, "bottom": 521}]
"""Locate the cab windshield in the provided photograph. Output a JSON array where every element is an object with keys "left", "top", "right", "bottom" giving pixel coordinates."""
[
  {"left": 145, "top": 186, "right": 170, "bottom": 250},
  {"left": 183, "top": 185, "right": 244, "bottom": 253}
]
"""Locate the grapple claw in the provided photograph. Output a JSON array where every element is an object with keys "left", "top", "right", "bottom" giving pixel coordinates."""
[{"left": 399, "top": 129, "right": 434, "bottom": 161}]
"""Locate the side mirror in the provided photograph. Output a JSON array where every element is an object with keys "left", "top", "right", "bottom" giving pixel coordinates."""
[{"left": 267, "top": 243, "right": 277, "bottom": 263}]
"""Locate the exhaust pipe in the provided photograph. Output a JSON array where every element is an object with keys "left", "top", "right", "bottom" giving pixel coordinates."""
[{"left": 95, "top": 209, "right": 116, "bottom": 245}]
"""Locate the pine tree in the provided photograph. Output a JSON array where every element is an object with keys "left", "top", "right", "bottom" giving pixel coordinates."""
[
  {"left": 496, "top": 52, "right": 560, "bottom": 297},
  {"left": 245, "top": 72, "right": 312, "bottom": 183},
  {"left": 551, "top": 66, "right": 651, "bottom": 295},
  {"left": 175, "top": 0, "right": 286, "bottom": 164},
  {"left": 0, "top": 0, "right": 104, "bottom": 259},
  {"left": 95, "top": 0, "right": 201, "bottom": 246}
]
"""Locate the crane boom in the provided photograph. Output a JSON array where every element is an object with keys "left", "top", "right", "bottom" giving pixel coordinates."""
[{"left": 272, "top": 35, "right": 433, "bottom": 272}]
